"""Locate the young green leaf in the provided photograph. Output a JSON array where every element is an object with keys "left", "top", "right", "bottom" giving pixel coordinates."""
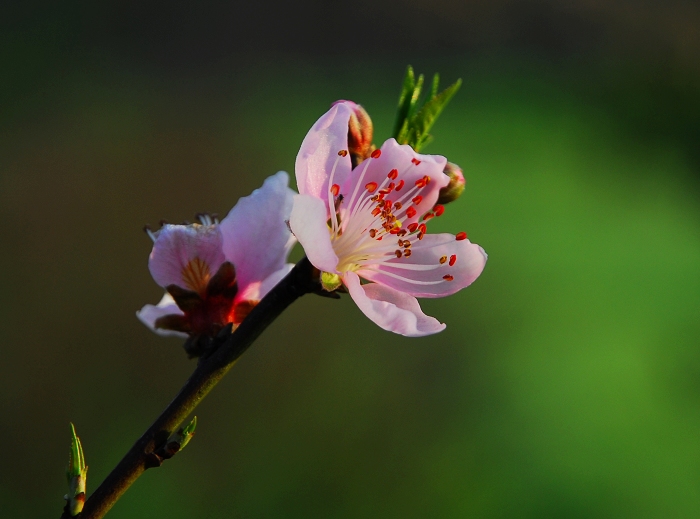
[
  {"left": 392, "top": 66, "right": 417, "bottom": 139},
  {"left": 430, "top": 73, "right": 440, "bottom": 99},
  {"left": 408, "top": 72, "right": 425, "bottom": 120},
  {"left": 393, "top": 67, "right": 462, "bottom": 151},
  {"left": 409, "top": 78, "right": 462, "bottom": 151}
]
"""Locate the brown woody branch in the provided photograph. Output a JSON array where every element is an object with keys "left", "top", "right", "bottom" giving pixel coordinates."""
[{"left": 65, "top": 257, "right": 319, "bottom": 519}]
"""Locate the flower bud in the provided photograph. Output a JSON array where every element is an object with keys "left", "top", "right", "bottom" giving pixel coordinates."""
[
  {"left": 64, "top": 423, "right": 88, "bottom": 517},
  {"left": 333, "top": 100, "right": 374, "bottom": 166},
  {"left": 157, "top": 416, "right": 198, "bottom": 460},
  {"left": 437, "top": 162, "right": 466, "bottom": 205}
]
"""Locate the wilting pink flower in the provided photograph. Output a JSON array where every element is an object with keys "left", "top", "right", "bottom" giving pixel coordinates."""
[
  {"left": 137, "top": 172, "right": 296, "bottom": 341},
  {"left": 290, "top": 102, "right": 487, "bottom": 337}
]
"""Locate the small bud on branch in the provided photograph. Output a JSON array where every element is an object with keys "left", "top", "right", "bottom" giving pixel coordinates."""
[
  {"left": 437, "top": 162, "right": 466, "bottom": 205},
  {"left": 64, "top": 423, "right": 88, "bottom": 517}
]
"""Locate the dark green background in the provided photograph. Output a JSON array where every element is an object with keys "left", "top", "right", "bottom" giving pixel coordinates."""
[{"left": 2, "top": 1, "right": 700, "bottom": 517}]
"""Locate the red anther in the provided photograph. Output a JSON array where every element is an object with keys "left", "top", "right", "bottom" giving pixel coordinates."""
[
  {"left": 394, "top": 202, "right": 403, "bottom": 210},
  {"left": 389, "top": 227, "right": 400, "bottom": 235},
  {"left": 406, "top": 207, "right": 417, "bottom": 218},
  {"left": 449, "top": 254, "right": 457, "bottom": 266},
  {"left": 433, "top": 204, "right": 445, "bottom": 216},
  {"left": 407, "top": 222, "right": 419, "bottom": 233},
  {"left": 371, "top": 149, "right": 382, "bottom": 159},
  {"left": 338, "top": 150, "right": 348, "bottom": 157},
  {"left": 423, "top": 175, "right": 431, "bottom": 185},
  {"left": 443, "top": 274, "right": 454, "bottom": 281},
  {"left": 384, "top": 200, "right": 393, "bottom": 210},
  {"left": 404, "top": 249, "right": 412, "bottom": 257},
  {"left": 377, "top": 193, "right": 385, "bottom": 201},
  {"left": 411, "top": 158, "right": 421, "bottom": 165},
  {"left": 403, "top": 240, "right": 411, "bottom": 248},
  {"left": 398, "top": 229, "right": 407, "bottom": 237},
  {"left": 377, "top": 236, "right": 383, "bottom": 240},
  {"left": 366, "top": 182, "right": 378, "bottom": 193},
  {"left": 395, "top": 249, "right": 403, "bottom": 258},
  {"left": 379, "top": 188, "right": 391, "bottom": 195},
  {"left": 388, "top": 169, "right": 398, "bottom": 180},
  {"left": 387, "top": 182, "right": 395, "bottom": 190},
  {"left": 423, "top": 212, "right": 435, "bottom": 221},
  {"left": 331, "top": 184, "right": 340, "bottom": 196},
  {"left": 369, "top": 229, "right": 377, "bottom": 238},
  {"left": 412, "top": 195, "right": 423, "bottom": 205},
  {"left": 397, "top": 239, "right": 404, "bottom": 247},
  {"left": 417, "top": 232, "right": 424, "bottom": 240},
  {"left": 418, "top": 223, "right": 427, "bottom": 234},
  {"left": 395, "top": 179, "right": 405, "bottom": 191},
  {"left": 456, "top": 231, "right": 467, "bottom": 241},
  {"left": 439, "top": 255, "right": 447, "bottom": 264},
  {"left": 372, "top": 207, "right": 381, "bottom": 217},
  {"left": 415, "top": 178, "right": 426, "bottom": 188}
]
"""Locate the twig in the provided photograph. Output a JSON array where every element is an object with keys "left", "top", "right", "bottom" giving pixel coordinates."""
[{"left": 68, "top": 257, "right": 319, "bottom": 519}]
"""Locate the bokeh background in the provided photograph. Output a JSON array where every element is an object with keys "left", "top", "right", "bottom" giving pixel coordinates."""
[{"left": 2, "top": 1, "right": 700, "bottom": 517}]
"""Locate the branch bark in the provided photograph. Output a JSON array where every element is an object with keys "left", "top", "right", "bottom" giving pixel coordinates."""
[{"left": 68, "top": 257, "right": 318, "bottom": 519}]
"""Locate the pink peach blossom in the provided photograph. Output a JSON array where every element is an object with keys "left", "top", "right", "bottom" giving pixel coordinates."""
[
  {"left": 137, "top": 172, "right": 295, "bottom": 339},
  {"left": 290, "top": 102, "right": 487, "bottom": 337}
]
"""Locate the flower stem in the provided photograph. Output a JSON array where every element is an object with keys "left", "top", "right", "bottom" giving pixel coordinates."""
[{"left": 69, "top": 257, "right": 318, "bottom": 519}]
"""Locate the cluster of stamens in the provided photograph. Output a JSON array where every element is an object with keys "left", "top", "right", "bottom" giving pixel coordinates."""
[{"left": 325, "top": 148, "right": 469, "bottom": 283}]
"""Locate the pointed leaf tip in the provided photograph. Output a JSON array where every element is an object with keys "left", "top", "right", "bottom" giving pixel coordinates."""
[
  {"left": 392, "top": 67, "right": 462, "bottom": 151},
  {"left": 65, "top": 423, "right": 87, "bottom": 516},
  {"left": 393, "top": 65, "right": 418, "bottom": 140},
  {"left": 178, "top": 416, "right": 197, "bottom": 451}
]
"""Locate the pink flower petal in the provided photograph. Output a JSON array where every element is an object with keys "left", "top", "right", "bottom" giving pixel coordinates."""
[
  {"left": 220, "top": 172, "right": 296, "bottom": 294},
  {"left": 289, "top": 194, "right": 339, "bottom": 273},
  {"left": 295, "top": 102, "right": 354, "bottom": 199},
  {"left": 359, "top": 234, "right": 487, "bottom": 298},
  {"left": 236, "top": 263, "right": 295, "bottom": 303},
  {"left": 149, "top": 224, "right": 225, "bottom": 292},
  {"left": 343, "top": 271, "right": 445, "bottom": 337},
  {"left": 136, "top": 293, "right": 187, "bottom": 338},
  {"left": 339, "top": 139, "right": 449, "bottom": 227}
]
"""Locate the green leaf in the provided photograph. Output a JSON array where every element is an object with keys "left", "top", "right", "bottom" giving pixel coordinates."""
[
  {"left": 67, "top": 422, "right": 86, "bottom": 480},
  {"left": 65, "top": 422, "right": 88, "bottom": 516},
  {"left": 430, "top": 73, "right": 440, "bottom": 99},
  {"left": 408, "top": 73, "right": 425, "bottom": 121},
  {"left": 416, "top": 133, "right": 434, "bottom": 151},
  {"left": 396, "top": 117, "right": 410, "bottom": 146},
  {"left": 392, "top": 66, "right": 417, "bottom": 139},
  {"left": 179, "top": 416, "right": 197, "bottom": 451},
  {"left": 408, "top": 78, "right": 462, "bottom": 151},
  {"left": 393, "top": 67, "right": 462, "bottom": 151}
]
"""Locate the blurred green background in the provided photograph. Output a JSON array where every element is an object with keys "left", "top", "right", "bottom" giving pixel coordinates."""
[{"left": 2, "top": 1, "right": 700, "bottom": 517}]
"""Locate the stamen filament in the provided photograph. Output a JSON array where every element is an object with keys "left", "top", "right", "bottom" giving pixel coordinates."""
[{"left": 360, "top": 268, "right": 445, "bottom": 285}]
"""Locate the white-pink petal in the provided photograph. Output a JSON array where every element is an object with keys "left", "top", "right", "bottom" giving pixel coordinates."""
[
  {"left": 339, "top": 138, "right": 449, "bottom": 226},
  {"left": 236, "top": 263, "right": 295, "bottom": 303},
  {"left": 136, "top": 293, "right": 187, "bottom": 338},
  {"left": 295, "top": 102, "right": 354, "bottom": 199},
  {"left": 148, "top": 224, "right": 225, "bottom": 292},
  {"left": 343, "top": 271, "right": 446, "bottom": 337},
  {"left": 289, "top": 194, "right": 340, "bottom": 273},
  {"left": 220, "top": 171, "right": 296, "bottom": 295},
  {"left": 359, "top": 234, "right": 487, "bottom": 298}
]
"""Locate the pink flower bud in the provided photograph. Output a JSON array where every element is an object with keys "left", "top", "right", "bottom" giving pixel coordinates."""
[
  {"left": 437, "top": 162, "right": 466, "bottom": 205},
  {"left": 332, "top": 100, "right": 374, "bottom": 166}
]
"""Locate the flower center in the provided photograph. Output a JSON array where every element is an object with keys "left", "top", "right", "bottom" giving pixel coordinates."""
[
  {"left": 325, "top": 149, "right": 445, "bottom": 274},
  {"left": 181, "top": 257, "right": 212, "bottom": 294}
]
